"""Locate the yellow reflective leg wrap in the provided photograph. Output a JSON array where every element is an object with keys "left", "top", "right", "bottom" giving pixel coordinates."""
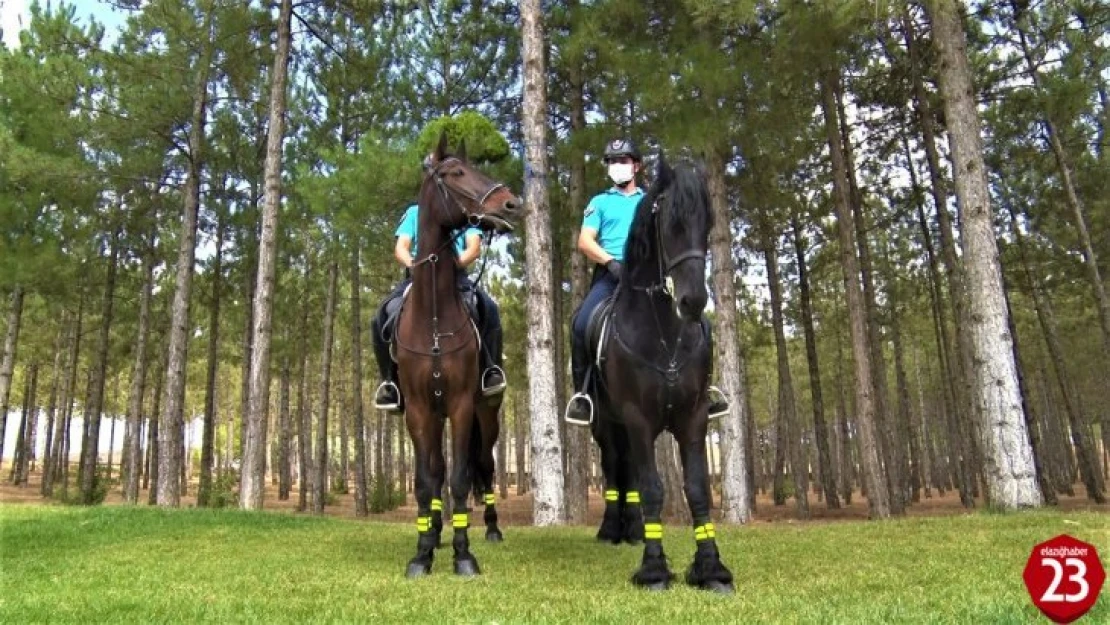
[
  {"left": 416, "top": 516, "right": 432, "bottom": 532},
  {"left": 644, "top": 522, "right": 663, "bottom": 540},
  {"left": 484, "top": 493, "right": 496, "bottom": 506},
  {"left": 430, "top": 498, "right": 443, "bottom": 512},
  {"left": 604, "top": 489, "right": 619, "bottom": 502},
  {"left": 694, "top": 522, "right": 716, "bottom": 542},
  {"left": 452, "top": 512, "right": 470, "bottom": 529},
  {"left": 625, "top": 491, "right": 641, "bottom": 504}
]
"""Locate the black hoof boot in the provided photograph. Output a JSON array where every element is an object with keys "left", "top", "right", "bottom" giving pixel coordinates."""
[
  {"left": 405, "top": 558, "right": 432, "bottom": 579},
  {"left": 685, "top": 542, "right": 735, "bottom": 594},
  {"left": 485, "top": 527, "right": 504, "bottom": 543},
  {"left": 631, "top": 544, "right": 674, "bottom": 590},
  {"left": 454, "top": 554, "right": 481, "bottom": 577}
]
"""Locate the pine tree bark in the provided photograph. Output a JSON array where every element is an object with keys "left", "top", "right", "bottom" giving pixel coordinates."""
[
  {"left": 296, "top": 291, "right": 312, "bottom": 512},
  {"left": 763, "top": 234, "right": 809, "bottom": 518},
  {"left": 157, "top": 9, "right": 213, "bottom": 505},
  {"left": 277, "top": 360, "right": 292, "bottom": 500},
  {"left": 705, "top": 148, "right": 753, "bottom": 523},
  {"left": 124, "top": 237, "right": 155, "bottom": 503},
  {"left": 313, "top": 261, "right": 338, "bottom": 514},
  {"left": 240, "top": 0, "right": 294, "bottom": 510},
  {"left": 41, "top": 316, "right": 65, "bottom": 494},
  {"left": 925, "top": 0, "right": 1042, "bottom": 508},
  {"left": 12, "top": 363, "right": 38, "bottom": 485},
  {"left": 891, "top": 307, "right": 921, "bottom": 503},
  {"left": 514, "top": 392, "right": 527, "bottom": 495},
  {"left": 791, "top": 218, "right": 839, "bottom": 508},
  {"left": 521, "top": 0, "right": 565, "bottom": 526},
  {"left": 80, "top": 229, "right": 120, "bottom": 504},
  {"left": 49, "top": 301, "right": 82, "bottom": 497},
  {"left": 349, "top": 245, "right": 368, "bottom": 516},
  {"left": 197, "top": 210, "right": 223, "bottom": 507},
  {"left": 821, "top": 67, "right": 890, "bottom": 518},
  {"left": 903, "top": 10, "right": 978, "bottom": 506},
  {"left": 0, "top": 287, "right": 25, "bottom": 469},
  {"left": 563, "top": 50, "right": 591, "bottom": 524}
]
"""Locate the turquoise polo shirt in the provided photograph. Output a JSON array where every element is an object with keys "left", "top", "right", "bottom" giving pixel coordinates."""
[
  {"left": 582, "top": 187, "right": 643, "bottom": 262},
  {"left": 395, "top": 204, "right": 481, "bottom": 259}
]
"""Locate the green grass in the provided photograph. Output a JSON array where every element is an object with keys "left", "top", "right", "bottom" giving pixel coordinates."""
[{"left": 1, "top": 505, "right": 1107, "bottom": 624}]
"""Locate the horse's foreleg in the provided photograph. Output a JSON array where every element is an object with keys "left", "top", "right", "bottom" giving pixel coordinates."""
[
  {"left": 449, "top": 404, "right": 481, "bottom": 577},
  {"left": 677, "top": 427, "right": 734, "bottom": 593},
  {"left": 406, "top": 428, "right": 442, "bottom": 578},
  {"left": 627, "top": 421, "right": 674, "bottom": 590},
  {"left": 594, "top": 419, "right": 623, "bottom": 544}
]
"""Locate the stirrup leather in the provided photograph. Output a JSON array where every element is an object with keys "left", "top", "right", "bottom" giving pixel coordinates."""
[
  {"left": 707, "top": 385, "right": 730, "bottom": 420},
  {"left": 481, "top": 365, "right": 507, "bottom": 396},
  {"left": 564, "top": 393, "right": 594, "bottom": 426},
  {"left": 373, "top": 380, "right": 401, "bottom": 411}
]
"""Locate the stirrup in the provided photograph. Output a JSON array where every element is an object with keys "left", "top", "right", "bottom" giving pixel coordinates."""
[
  {"left": 373, "top": 380, "right": 401, "bottom": 412},
  {"left": 564, "top": 393, "right": 594, "bottom": 426},
  {"left": 707, "top": 385, "right": 730, "bottom": 420},
  {"left": 481, "top": 365, "right": 507, "bottom": 397}
]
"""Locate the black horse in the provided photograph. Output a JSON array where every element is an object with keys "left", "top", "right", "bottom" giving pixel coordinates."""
[{"left": 584, "top": 155, "right": 734, "bottom": 592}]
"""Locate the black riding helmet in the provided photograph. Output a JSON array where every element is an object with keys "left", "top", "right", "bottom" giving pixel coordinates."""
[{"left": 603, "top": 138, "right": 641, "bottom": 163}]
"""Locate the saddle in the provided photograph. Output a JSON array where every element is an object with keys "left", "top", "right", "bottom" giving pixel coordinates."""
[
  {"left": 382, "top": 284, "right": 481, "bottom": 349},
  {"left": 584, "top": 295, "right": 616, "bottom": 370}
]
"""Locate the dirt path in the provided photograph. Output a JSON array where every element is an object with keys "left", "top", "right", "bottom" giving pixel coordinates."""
[{"left": 3, "top": 466, "right": 1105, "bottom": 526}]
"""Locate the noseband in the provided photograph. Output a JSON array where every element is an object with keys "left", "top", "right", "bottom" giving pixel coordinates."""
[{"left": 633, "top": 194, "right": 707, "bottom": 299}]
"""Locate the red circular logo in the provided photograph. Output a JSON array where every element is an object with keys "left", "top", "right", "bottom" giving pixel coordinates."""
[{"left": 1023, "top": 534, "right": 1105, "bottom": 623}]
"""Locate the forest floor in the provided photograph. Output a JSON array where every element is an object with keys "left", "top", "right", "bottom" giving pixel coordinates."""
[{"left": 2, "top": 503, "right": 1107, "bottom": 623}]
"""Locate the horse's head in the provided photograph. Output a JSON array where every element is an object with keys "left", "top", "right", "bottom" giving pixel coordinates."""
[
  {"left": 422, "top": 131, "right": 522, "bottom": 234},
  {"left": 650, "top": 154, "right": 713, "bottom": 322}
]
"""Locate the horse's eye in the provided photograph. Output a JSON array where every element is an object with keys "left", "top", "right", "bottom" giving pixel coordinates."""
[{"left": 452, "top": 169, "right": 464, "bottom": 177}]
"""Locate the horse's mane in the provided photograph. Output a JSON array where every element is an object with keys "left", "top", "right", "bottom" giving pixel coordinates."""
[{"left": 622, "top": 159, "right": 713, "bottom": 272}]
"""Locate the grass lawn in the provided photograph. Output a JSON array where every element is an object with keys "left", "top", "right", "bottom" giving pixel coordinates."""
[{"left": 1, "top": 505, "right": 1107, "bottom": 623}]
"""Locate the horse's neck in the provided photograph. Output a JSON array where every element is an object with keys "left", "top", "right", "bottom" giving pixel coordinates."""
[
  {"left": 409, "top": 202, "right": 461, "bottom": 318},
  {"left": 616, "top": 244, "right": 685, "bottom": 340}
]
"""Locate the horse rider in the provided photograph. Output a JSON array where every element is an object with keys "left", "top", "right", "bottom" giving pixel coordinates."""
[
  {"left": 371, "top": 160, "right": 506, "bottom": 412},
  {"left": 564, "top": 138, "right": 730, "bottom": 426}
]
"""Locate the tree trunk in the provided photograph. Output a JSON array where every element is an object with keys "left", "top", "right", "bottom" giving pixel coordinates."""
[
  {"left": 890, "top": 308, "right": 920, "bottom": 504},
  {"left": 903, "top": 10, "right": 977, "bottom": 506},
  {"left": 1008, "top": 205, "right": 1103, "bottom": 502},
  {"left": 821, "top": 67, "right": 890, "bottom": 518},
  {"left": 197, "top": 210, "right": 223, "bottom": 507},
  {"left": 925, "top": 0, "right": 1041, "bottom": 508},
  {"left": 157, "top": 10, "right": 213, "bottom": 506},
  {"left": 0, "top": 286, "right": 24, "bottom": 466},
  {"left": 763, "top": 234, "right": 809, "bottom": 518},
  {"left": 521, "top": 0, "right": 565, "bottom": 526},
  {"left": 277, "top": 360, "right": 292, "bottom": 500},
  {"left": 79, "top": 229, "right": 120, "bottom": 504},
  {"left": 791, "top": 218, "right": 838, "bottom": 508},
  {"left": 12, "top": 363, "right": 38, "bottom": 485},
  {"left": 705, "top": 148, "right": 753, "bottom": 523},
  {"left": 41, "top": 316, "right": 65, "bottom": 494},
  {"left": 657, "top": 433, "right": 689, "bottom": 523},
  {"left": 124, "top": 241, "right": 155, "bottom": 504},
  {"left": 563, "top": 50, "right": 591, "bottom": 524},
  {"left": 313, "top": 261, "right": 338, "bottom": 514},
  {"left": 240, "top": 0, "right": 294, "bottom": 510},
  {"left": 147, "top": 358, "right": 165, "bottom": 505},
  {"left": 514, "top": 392, "right": 527, "bottom": 495},
  {"left": 297, "top": 290, "right": 312, "bottom": 512},
  {"left": 349, "top": 245, "right": 368, "bottom": 516}
]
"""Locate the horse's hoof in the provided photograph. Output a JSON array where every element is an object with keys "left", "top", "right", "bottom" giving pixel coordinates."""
[
  {"left": 701, "top": 580, "right": 734, "bottom": 594},
  {"left": 485, "top": 529, "right": 503, "bottom": 543},
  {"left": 622, "top": 536, "right": 642, "bottom": 546},
  {"left": 641, "top": 581, "right": 669, "bottom": 592},
  {"left": 405, "top": 561, "right": 432, "bottom": 579},
  {"left": 454, "top": 557, "right": 481, "bottom": 577}
]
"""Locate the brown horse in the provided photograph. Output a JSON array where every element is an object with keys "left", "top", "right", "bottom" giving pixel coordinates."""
[{"left": 397, "top": 133, "right": 521, "bottom": 578}]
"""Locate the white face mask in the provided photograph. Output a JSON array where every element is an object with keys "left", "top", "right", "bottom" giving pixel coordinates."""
[{"left": 608, "top": 162, "right": 634, "bottom": 185}]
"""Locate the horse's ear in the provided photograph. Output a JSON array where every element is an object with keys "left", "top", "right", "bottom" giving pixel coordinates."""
[
  {"left": 457, "top": 139, "right": 468, "bottom": 162},
  {"left": 655, "top": 151, "right": 674, "bottom": 188},
  {"left": 435, "top": 130, "right": 449, "bottom": 162}
]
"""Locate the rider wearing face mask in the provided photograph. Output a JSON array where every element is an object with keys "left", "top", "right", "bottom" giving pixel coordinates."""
[{"left": 564, "top": 138, "right": 730, "bottom": 426}]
